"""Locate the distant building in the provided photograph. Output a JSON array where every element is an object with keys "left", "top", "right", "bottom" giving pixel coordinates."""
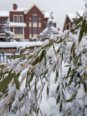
[
  {"left": 0, "top": 11, "right": 9, "bottom": 41},
  {"left": 63, "top": 10, "right": 83, "bottom": 31},
  {"left": 0, "top": 4, "right": 49, "bottom": 41}
]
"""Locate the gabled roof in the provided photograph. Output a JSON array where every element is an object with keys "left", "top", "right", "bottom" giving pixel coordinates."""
[
  {"left": 26, "top": 4, "right": 43, "bottom": 14},
  {"left": 10, "top": 4, "right": 50, "bottom": 18},
  {"left": 0, "top": 11, "right": 9, "bottom": 17}
]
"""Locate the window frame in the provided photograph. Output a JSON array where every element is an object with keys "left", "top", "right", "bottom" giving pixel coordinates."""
[{"left": 13, "top": 15, "right": 18, "bottom": 22}]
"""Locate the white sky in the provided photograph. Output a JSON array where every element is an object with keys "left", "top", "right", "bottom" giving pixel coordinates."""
[{"left": 0, "top": 0, "right": 84, "bottom": 29}]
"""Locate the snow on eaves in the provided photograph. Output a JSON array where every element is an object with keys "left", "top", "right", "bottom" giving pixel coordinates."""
[
  {"left": 0, "top": 42, "right": 43, "bottom": 48},
  {"left": 0, "top": 11, "right": 9, "bottom": 17},
  {"left": 9, "top": 22, "right": 26, "bottom": 27}
]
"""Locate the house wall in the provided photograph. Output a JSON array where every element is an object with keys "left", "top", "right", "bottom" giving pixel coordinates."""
[
  {"left": 0, "top": 4, "right": 48, "bottom": 40},
  {"left": 24, "top": 5, "right": 46, "bottom": 39},
  {"left": 63, "top": 15, "right": 73, "bottom": 31}
]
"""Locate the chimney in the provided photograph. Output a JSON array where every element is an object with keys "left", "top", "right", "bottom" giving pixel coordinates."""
[{"left": 13, "top": 4, "right": 17, "bottom": 10}]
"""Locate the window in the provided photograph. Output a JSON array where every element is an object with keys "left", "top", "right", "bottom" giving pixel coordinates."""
[
  {"left": 32, "top": 14, "right": 38, "bottom": 22},
  {"left": 33, "top": 27, "right": 37, "bottom": 34},
  {"left": 38, "top": 28, "right": 41, "bottom": 33},
  {"left": 14, "top": 27, "right": 23, "bottom": 34},
  {"left": 33, "top": 22, "right": 37, "bottom": 27},
  {"left": 29, "top": 28, "right": 32, "bottom": 34},
  {"left": 19, "top": 15, "right": 24, "bottom": 22},
  {"left": 13, "top": 15, "right": 18, "bottom": 22}
]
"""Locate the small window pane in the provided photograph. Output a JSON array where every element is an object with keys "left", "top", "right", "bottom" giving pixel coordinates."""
[
  {"left": 33, "top": 22, "right": 37, "bottom": 27},
  {"left": 33, "top": 27, "right": 37, "bottom": 34},
  {"left": 38, "top": 28, "right": 41, "bottom": 33},
  {"left": 32, "top": 15, "right": 38, "bottom": 22},
  {"left": 14, "top": 27, "right": 23, "bottom": 34},
  {"left": 13, "top": 16, "right": 18, "bottom": 22},
  {"left": 19, "top": 15, "right": 24, "bottom": 22}
]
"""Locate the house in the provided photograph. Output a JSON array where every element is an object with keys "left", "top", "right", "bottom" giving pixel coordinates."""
[
  {"left": 63, "top": 10, "right": 83, "bottom": 31},
  {"left": 0, "top": 4, "right": 49, "bottom": 41}
]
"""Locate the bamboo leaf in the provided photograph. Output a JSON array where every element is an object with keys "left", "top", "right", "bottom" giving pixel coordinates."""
[
  {"left": 39, "top": 49, "right": 46, "bottom": 62},
  {"left": 66, "top": 93, "right": 76, "bottom": 102},
  {"left": 78, "top": 19, "right": 86, "bottom": 43},
  {"left": 14, "top": 73, "right": 20, "bottom": 89},
  {"left": 0, "top": 71, "right": 14, "bottom": 92},
  {"left": 56, "top": 95, "right": 60, "bottom": 103}
]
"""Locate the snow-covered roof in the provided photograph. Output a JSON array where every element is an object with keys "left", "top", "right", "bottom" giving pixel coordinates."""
[
  {"left": 0, "top": 11, "right": 9, "bottom": 17},
  {"left": 9, "top": 22, "right": 26, "bottom": 27},
  {"left": 67, "top": 10, "right": 83, "bottom": 22},
  {"left": 11, "top": 8, "right": 28, "bottom": 12},
  {"left": 44, "top": 12, "right": 50, "bottom": 18},
  {"left": 0, "top": 42, "right": 43, "bottom": 48}
]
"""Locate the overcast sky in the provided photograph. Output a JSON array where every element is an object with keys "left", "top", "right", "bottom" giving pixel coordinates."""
[{"left": 0, "top": 0, "right": 84, "bottom": 29}]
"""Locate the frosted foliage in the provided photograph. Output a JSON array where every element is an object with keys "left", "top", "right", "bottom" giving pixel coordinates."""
[{"left": 0, "top": 6, "right": 87, "bottom": 116}]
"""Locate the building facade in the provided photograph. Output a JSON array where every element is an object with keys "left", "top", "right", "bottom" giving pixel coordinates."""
[
  {"left": 63, "top": 11, "right": 83, "bottom": 31},
  {"left": 0, "top": 4, "right": 49, "bottom": 41}
]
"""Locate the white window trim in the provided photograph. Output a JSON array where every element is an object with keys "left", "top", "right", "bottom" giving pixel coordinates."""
[
  {"left": 13, "top": 15, "right": 18, "bottom": 22},
  {"left": 38, "top": 22, "right": 41, "bottom": 27},
  {"left": 29, "top": 22, "right": 32, "bottom": 27},
  {"left": 19, "top": 15, "right": 24, "bottom": 22}
]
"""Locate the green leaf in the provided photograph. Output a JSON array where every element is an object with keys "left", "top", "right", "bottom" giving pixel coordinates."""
[
  {"left": 14, "top": 73, "right": 20, "bottom": 89},
  {"left": 0, "top": 71, "right": 14, "bottom": 92},
  {"left": 66, "top": 93, "right": 76, "bottom": 102},
  {"left": 83, "top": 82, "right": 87, "bottom": 93},
  {"left": 67, "top": 67, "right": 71, "bottom": 77},
  {"left": 78, "top": 19, "right": 86, "bottom": 43},
  {"left": 74, "top": 17, "right": 83, "bottom": 25},
  {"left": 60, "top": 101, "right": 63, "bottom": 112},
  {"left": 39, "top": 50, "right": 46, "bottom": 62},
  {"left": 32, "top": 57, "right": 39, "bottom": 66},
  {"left": 56, "top": 85, "right": 60, "bottom": 93},
  {"left": 71, "top": 43, "right": 75, "bottom": 53},
  {"left": 56, "top": 95, "right": 60, "bottom": 103},
  {"left": 47, "top": 85, "right": 49, "bottom": 96}
]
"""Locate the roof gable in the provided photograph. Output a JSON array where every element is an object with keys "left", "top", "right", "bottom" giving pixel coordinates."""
[{"left": 26, "top": 5, "right": 44, "bottom": 16}]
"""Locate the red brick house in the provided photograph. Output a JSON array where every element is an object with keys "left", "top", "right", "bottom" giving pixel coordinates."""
[
  {"left": 0, "top": 4, "right": 49, "bottom": 41},
  {"left": 63, "top": 11, "right": 83, "bottom": 31}
]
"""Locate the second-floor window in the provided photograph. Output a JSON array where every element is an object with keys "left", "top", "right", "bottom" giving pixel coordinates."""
[
  {"left": 13, "top": 15, "right": 18, "bottom": 22},
  {"left": 13, "top": 15, "right": 24, "bottom": 22},
  {"left": 19, "top": 15, "right": 24, "bottom": 22}
]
